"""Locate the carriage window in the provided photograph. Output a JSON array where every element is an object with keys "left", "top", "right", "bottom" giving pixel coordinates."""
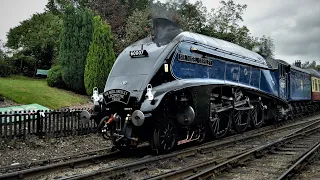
[
  {"left": 318, "top": 79, "right": 320, "bottom": 91},
  {"left": 316, "top": 79, "right": 319, "bottom": 91}
]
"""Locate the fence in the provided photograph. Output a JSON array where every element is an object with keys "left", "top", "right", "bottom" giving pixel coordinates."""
[{"left": 0, "top": 109, "right": 97, "bottom": 140}]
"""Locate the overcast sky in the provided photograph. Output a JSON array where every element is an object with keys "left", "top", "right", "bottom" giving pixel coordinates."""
[{"left": 1, "top": 0, "right": 319, "bottom": 64}]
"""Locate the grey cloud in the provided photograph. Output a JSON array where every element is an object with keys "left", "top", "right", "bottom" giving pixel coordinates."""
[
  {"left": 235, "top": 0, "right": 320, "bottom": 64},
  {"left": 195, "top": 0, "right": 320, "bottom": 64}
]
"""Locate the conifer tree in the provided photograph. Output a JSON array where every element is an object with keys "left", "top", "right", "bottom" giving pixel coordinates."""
[
  {"left": 84, "top": 16, "right": 115, "bottom": 95},
  {"left": 59, "top": 6, "right": 93, "bottom": 93}
]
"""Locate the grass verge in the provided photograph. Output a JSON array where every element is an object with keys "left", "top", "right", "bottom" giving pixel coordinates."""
[{"left": 0, "top": 75, "right": 88, "bottom": 109}]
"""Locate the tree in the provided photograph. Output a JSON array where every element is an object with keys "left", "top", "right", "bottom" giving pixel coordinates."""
[
  {"left": 202, "top": 0, "right": 259, "bottom": 50},
  {"left": 120, "top": 0, "right": 150, "bottom": 17},
  {"left": 119, "top": 8, "right": 152, "bottom": 51},
  {"left": 98, "top": 0, "right": 276, "bottom": 58},
  {"left": 174, "top": 1, "right": 207, "bottom": 32},
  {"left": 0, "top": 40, "right": 6, "bottom": 60},
  {"left": 89, "top": 0, "right": 127, "bottom": 35},
  {"left": 253, "top": 35, "right": 275, "bottom": 58},
  {"left": 88, "top": 0, "right": 128, "bottom": 55},
  {"left": 301, "top": 61, "right": 317, "bottom": 69},
  {"left": 6, "top": 12, "right": 62, "bottom": 70},
  {"left": 84, "top": 16, "right": 116, "bottom": 95},
  {"left": 59, "top": 6, "right": 94, "bottom": 93},
  {"left": 208, "top": 0, "right": 247, "bottom": 33},
  {"left": 46, "top": 0, "right": 90, "bottom": 14}
]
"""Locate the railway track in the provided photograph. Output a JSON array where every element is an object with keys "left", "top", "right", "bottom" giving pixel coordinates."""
[
  {"left": 43, "top": 116, "right": 320, "bottom": 180},
  {"left": 150, "top": 119, "right": 320, "bottom": 180},
  {"left": 0, "top": 149, "right": 120, "bottom": 180},
  {"left": 280, "top": 141, "right": 320, "bottom": 180},
  {"left": 1, "top": 114, "right": 319, "bottom": 180},
  {"left": 0, "top": 147, "right": 115, "bottom": 174}
]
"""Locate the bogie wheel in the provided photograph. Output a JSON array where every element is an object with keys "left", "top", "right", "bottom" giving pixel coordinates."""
[
  {"left": 209, "top": 111, "right": 231, "bottom": 139},
  {"left": 153, "top": 121, "right": 177, "bottom": 153},
  {"left": 250, "top": 103, "right": 264, "bottom": 129},
  {"left": 233, "top": 109, "right": 250, "bottom": 133}
]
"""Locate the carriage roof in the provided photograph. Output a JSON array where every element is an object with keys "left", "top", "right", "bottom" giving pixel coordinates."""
[
  {"left": 276, "top": 59, "right": 311, "bottom": 74},
  {"left": 305, "top": 69, "right": 320, "bottom": 77}
]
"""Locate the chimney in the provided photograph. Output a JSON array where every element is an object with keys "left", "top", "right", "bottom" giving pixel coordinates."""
[{"left": 294, "top": 60, "right": 301, "bottom": 68}]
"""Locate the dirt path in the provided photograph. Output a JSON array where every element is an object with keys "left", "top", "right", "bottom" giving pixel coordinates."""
[{"left": 0, "top": 97, "right": 20, "bottom": 108}]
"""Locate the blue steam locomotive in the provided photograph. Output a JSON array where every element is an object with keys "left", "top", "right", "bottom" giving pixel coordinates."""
[{"left": 81, "top": 18, "right": 319, "bottom": 153}]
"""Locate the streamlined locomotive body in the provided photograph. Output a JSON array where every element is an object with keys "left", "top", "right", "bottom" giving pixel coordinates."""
[{"left": 81, "top": 19, "right": 319, "bottom": 153}]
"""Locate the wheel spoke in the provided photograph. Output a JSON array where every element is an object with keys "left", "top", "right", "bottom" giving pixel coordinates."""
[
  {"left": 210, "top": 112, "right": 229, "bottom": 139},
  {"left": 161, "top": 139, "right": 165, "bottom": 145},
  {"left": 153, "top": 121, "right": 176, "bottom": 152}
]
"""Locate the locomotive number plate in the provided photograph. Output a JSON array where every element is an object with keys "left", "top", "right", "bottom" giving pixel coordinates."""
[
  {"left": 129, "top": 50, "right": 148, "bottom": 58},
  {"left": 103, "top": 89, "right": 130, "bottom": 105}
]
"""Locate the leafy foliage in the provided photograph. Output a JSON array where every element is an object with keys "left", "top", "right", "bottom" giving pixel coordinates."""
[
  {"left": 255, "top": 35, "right": 275, "bottom": 58},
  {"left": 89, "top": 0, "right": 127, "bottom": 35},
  {"left": 120, "top": 0, "right": 150, "bottom": 16},
  {"left": 0, "top": 40, "right": 6, "bottom": 60},
  {"left": 46, "top": 0, "right": 90, "bottom": 14},
  {"left": 87, "top": 0, "right": 128, "bottom": 55},
  {"left": 8, "top": 51, "right": 37, "bottom": 77},
  {"left": 119, "top": 0, "right": 275, "bottom": 58},
  {"left": 84, "top": 16, "right": 116, "bottom": 95},
  {"left": 0, "top": 59, "right": 13, "bottom": 77},
  {"left": 47, "top": 65, "right": 65, "bottom": 88},
  {"left": 6, "top": 12, "right": 62, "bottom": 70},
  {"left": 301, "top": 61, "right": 318, "bottom": 69},
  {"left": 118, "top": 8, "right": 152, "bottom": 51},
  {"left": 59, "top": 6, "right": 94, "bottom": 93},
  {"left": 174, "top": 1, "right": 207, "bottom": 32}
]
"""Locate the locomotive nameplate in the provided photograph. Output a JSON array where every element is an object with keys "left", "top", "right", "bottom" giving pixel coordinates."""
[
  {"left": 129, "top": 50, "right": 148, "bottom": 58},
  {"left": 178, "top": 53, "right": 213, "bottom": 66},
  {"left": 103, "top": 89, "right": 130, "bottom": 105}
]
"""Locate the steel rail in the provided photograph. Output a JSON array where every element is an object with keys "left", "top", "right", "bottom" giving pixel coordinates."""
[
  {"left": 0, "top": 147, "right": 113, "bottom": 173},
  {"left": 0, "top": 150, "right": 120, "bottom": 180},
  {"left": 277, "top": 140, "right": 320, "bottom": 180},
  {"left": 183, "top": 125, "right": 320, "bottom": 180},
  {"left": 58, "top": 118, "right": 320, "bottom": 180}
]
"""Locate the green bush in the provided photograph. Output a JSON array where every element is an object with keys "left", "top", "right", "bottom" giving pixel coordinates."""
[
  {"left": 47, "top": 65, "right": 65, "bottom": 88},
  {"left": 84, "top": 16, "right": 115, "bottom": 95},
  {"left": 59, "top": 6, "right": 94, "bottom": 93},
  {"left": 0, "top": 59, "right": 13, "bottom": 77}
]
